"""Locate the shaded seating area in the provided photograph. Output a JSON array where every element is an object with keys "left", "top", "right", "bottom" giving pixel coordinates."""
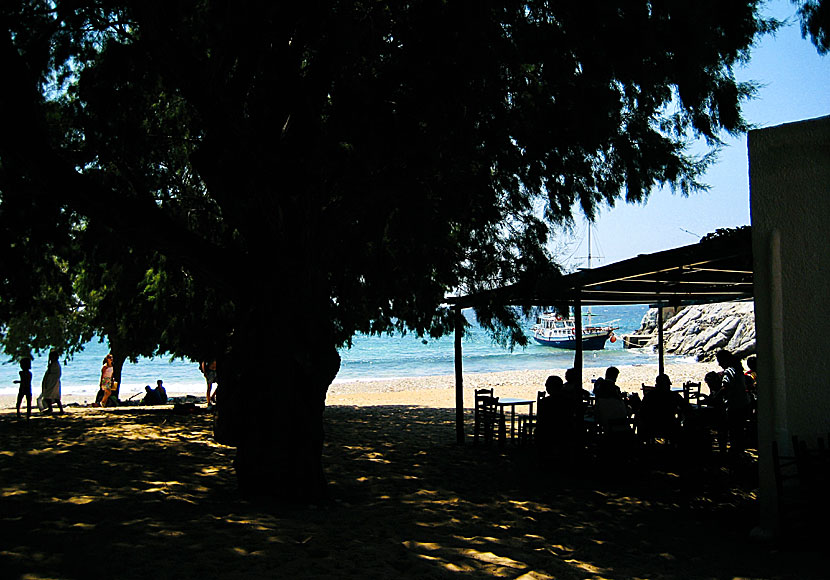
[
  {"left": 474, "top": 387, "right": 541, "bottom": 446},
  {"left": 772, "top": 434, "right": 830, "bottom": 538}
]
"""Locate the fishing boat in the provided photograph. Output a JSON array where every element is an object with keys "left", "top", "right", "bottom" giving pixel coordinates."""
[
  {"left": 532, "top": 312, "right": 619, "bottom": 350},
  {"left": 532, "top": 222, "right": 619, "bottom": 349}
]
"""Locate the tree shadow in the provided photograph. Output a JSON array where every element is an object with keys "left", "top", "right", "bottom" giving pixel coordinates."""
[{"left": 0, "top": 405, "right": 823, "bottom": 579}]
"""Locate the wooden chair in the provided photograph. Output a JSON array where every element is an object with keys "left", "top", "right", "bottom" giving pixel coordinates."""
[
  {"left": 517, "top": 391, "right": 547, "bottom": 445},
  {"left": 474, "top": 389, "right": 502, "bottom": 444},
  {"left": 683, "top": 381, "right": 701, "bottom": 404},
  {"left": 595, "top": 397, "right": 633, "bottom": 438}
]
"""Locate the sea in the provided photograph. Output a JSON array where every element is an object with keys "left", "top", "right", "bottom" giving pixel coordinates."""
[{"left": 0, "top": 304, "right": 676, "bottom": 402}]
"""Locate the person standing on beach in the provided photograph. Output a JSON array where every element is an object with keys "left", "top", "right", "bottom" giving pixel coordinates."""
[
  {"left": 40, "top": 351, "right": 64, "bottom": 415},
  {"left": 14, "top": 357, "right": 32, "bottom": 419},
  {"left": 200, "top": 361, "right": 218, "bottom": 407},
  {"left": 97, "top": 354, "right": 116, "bottom": 407}
]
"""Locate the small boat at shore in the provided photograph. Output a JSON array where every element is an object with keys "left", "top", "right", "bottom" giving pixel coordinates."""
[
  {"left": 622, "top": 333, "right": 654, "bottom": 349},
  {"left": 532, "top": 312, "right": 619, "bottom": 350}
]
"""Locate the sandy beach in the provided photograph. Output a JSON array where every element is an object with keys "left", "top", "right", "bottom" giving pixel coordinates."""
[
  {"left": 325, "top": 362, "right": 715, "bottom": 408},
  {"left": 1, "top": 362, "right": 824, "bottom": 579},
  {"left": 1, "top": 362, "right": 715, "bottom": 411}
]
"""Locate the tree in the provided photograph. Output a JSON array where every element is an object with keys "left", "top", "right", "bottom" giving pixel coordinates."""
[
  {"left": 1, "top": 1, "right": 777, "bottom": 499},
  {"left": 794, "top": 0, "right": 830, "bottom": 54}
]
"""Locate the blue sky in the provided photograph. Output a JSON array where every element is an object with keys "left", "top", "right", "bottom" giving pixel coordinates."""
[{"left": 562, "top": 0, "right": 830, "bottom": 268}]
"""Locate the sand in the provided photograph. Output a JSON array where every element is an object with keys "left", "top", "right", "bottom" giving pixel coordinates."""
[
  {"left": 1, "top": 362, "right": 713, "bottom": 411},
  {"left": 325, "top": 362, "right": 715, "bottom": 408},
  {"left": 0, "top": 363, "right": 824, "bottom": 579}
]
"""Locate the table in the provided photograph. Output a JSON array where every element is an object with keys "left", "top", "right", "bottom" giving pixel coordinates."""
[{"left": 496, "top": 397, "right": 535, "bottom": 441}]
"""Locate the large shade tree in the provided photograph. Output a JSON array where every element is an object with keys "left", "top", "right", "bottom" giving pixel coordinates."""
[{"left": 1, "top": 1, "right": 781, "bottom": 498}]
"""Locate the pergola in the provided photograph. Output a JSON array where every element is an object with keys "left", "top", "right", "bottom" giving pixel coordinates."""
[{"left": 446, "top": 228, "right": 754, "bottom": 442}]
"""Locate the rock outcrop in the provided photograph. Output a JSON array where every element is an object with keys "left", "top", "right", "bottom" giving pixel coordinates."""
[{"left": 630, "top": 302, "right": 755, "bottom": 361}]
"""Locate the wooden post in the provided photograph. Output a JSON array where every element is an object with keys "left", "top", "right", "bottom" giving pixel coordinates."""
[
  {"left": 573, "top": 300, "right": 583, "bottom": 383},
  {"left": 657, "top": 303, "right": 665, "bottom": 377},
  {"left": 454, "top": 306, "right": 465, "bottom": 444}
]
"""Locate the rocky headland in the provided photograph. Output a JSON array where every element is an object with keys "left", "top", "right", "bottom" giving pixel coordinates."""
[{"left": 628, "top": 301, "right": 755, "bottom": 362}]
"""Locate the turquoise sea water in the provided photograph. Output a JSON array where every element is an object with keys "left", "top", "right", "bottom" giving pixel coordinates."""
[{"left": 1, "top": 304, "right": 670, "bottom": 401}]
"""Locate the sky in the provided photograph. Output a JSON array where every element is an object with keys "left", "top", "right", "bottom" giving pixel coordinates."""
[{"left": 561, "top": 0, "right": 830, "bottom": 269}]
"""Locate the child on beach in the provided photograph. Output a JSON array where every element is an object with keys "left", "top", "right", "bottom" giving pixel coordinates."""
[{"left": 14, "top": 358, "right": 32, "bottom": 419}]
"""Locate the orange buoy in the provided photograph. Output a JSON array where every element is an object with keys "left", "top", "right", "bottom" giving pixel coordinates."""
[{"left": 610, "top": 334, "right": 617, "bottom": 343}]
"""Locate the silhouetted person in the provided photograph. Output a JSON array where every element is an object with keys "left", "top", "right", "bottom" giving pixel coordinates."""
[
  {"left": 593, "top": 366, "right": 622, "bottom": 399},
  {"left": 14, "top": 358, "right": 32, "bottom": 419},
  {"left": 702, "top": 370, "right": 722, "bottom": 401},
  {"left": 155, "top": 380, "right": 168, "bottom": 404},
  {"left": 745, "top": 356, "right": 757, "bottom": 392},
  {"left": 200, "top": 360, "right": 218, "bottom": 406},
  {"left": 605, "top": 366, "right": 622, "bottom": 397},
  {"left": 595, "top": 372, "right": 631, "bottom": 440},
  {"left": 744, "top": 355, "right": 758, "bottom": 417},
  {"left": 715, "top": 350, "right": 751, "bottom": 459},
  {"left": 536, "top": 375, "right": 579, "bottom": 459},
  {"left": 699, "top": 370, "right": 728, "bottom": 452},
  {"left": 637, "top": 373, "right": 686, "bottom": 444},
  {"left": 142, "top": 384, "right": 162, "bottom": 405},
  {"left": 562, "top": 367, "right": 591, "bottom": 409},
  {"left": 40, "top": 351, "right": 64, "bottom": 415}
]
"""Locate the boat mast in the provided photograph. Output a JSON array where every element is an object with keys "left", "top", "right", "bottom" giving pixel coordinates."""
[{"left": 586, "top": 222, "right": 593, "bottom": 326}]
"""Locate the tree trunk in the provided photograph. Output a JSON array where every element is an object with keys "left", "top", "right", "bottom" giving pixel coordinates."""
[{"left": 214, "top": 330, "right": 341, "bottom": 502}]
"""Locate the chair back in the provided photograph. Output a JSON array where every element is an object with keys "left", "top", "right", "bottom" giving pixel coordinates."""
[
  {"left": 595, "top": 397, "right": 631, "bottom": 434},
  {"left": 475, "top": 388, "right": 494, "bottom": 412},
  {"left": 683, "top": 381, "right": 701, "bottom": 403},
  {"left": 642, "top": 383, "right": 656, "bottom": 396},
  {"left": 475, "top": 387, "right": 494, "bottom": 401}
]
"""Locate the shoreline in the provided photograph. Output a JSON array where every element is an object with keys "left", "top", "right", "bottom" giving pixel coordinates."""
[{"left": 0, "top": 361, "right": 714, "bottom": 412}]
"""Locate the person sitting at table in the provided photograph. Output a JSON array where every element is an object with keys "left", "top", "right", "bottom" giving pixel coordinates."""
[
  {"left": 594, "top": 378, "right": 631, "bottom": 439},
  {"left": 593, "top": 367, "right": 623, "bottom": 400},
  {"left": 562, "top": 367, "right": 591, "bottom": 409},
  {"left": 700, "top": 371, "right": 722, "bottom": 405},
  {"left": 636, "top": 373, "right": 687, "bottom": 445},
  {"left": 536, "top": 375, "right": 579, "bottom": 459}
]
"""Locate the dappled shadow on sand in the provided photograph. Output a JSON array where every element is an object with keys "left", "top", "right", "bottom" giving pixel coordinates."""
[{"left": 0, "top": 405, "right": 822, "bottom": 579}]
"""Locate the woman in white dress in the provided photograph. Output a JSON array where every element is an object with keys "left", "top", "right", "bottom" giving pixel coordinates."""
[{"left": 40, "top": 350, "right": 63, "bottom": 414}]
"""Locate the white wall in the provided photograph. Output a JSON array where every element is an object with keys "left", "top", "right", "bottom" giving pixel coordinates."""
[{"left": 749, "top": 114, "right": 830, "bottom": 536}]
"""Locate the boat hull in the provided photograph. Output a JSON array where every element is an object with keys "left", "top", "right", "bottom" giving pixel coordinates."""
[{"left": 532, "top": 331, "right": 611, "bottom": 350}]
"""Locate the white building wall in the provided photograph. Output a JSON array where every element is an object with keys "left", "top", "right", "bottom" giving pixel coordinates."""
[{"left": 749, "top": 114, "right": 830, "bottom": 536}]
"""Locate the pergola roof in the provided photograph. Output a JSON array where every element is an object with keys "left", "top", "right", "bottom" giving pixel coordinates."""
[{"left": 448, "top": 228, "right": 753, "bottom": 308}]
